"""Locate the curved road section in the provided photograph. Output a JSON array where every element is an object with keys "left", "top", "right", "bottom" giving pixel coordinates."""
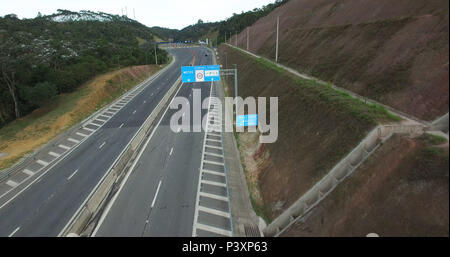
[{"left": 0, "top": 47, "right": 203, "bottom": 237}]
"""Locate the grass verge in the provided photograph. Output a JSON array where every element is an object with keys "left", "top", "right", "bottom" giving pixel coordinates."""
[{"left": 0, "top": 63, "right": 168, "bottom": 171}]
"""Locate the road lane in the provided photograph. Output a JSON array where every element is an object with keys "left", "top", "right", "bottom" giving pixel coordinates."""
[
  {"left": 0, "top": 47, "right": 203, "bottom": 237},
  {"left": 94, "top": 47, "right": 213, "bottom": 236}
]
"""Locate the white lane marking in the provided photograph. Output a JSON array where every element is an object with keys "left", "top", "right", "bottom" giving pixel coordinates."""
[
  {"left": 204, "top": 145, "right": 222, "bottom": 150},
  {"left": 199, "top": 191, "right": 228, "bottom": 201},
  {"left": 201, "top": 180, "right": 227, "bottom": 188},
  {"left": 48, "top": 151, "right": 61, "bottom": 158},
  {"left": 132, "top": 110, "right": 136, "bottom": 115},
  {"left": 6, "top": 180, "right": 18, "bottom": 187},
  {"left": 67, "top": 138, "right": 80, "bottom": 143},
  {"left": 202, "top": 169, "right": 226, "bottom": 177},
  {"left": 92, "top": 120, "right": 104, "bottom": 125},
  {"left": 83, "top": 127, "right": 95, "bottom": 132},
  {"left": 183, "top": 112, "right": 185, "bottom": 117},
  {"left": 8, "top": 227, "right": 20, "bottom": 237},
  {"left": 67, "top": 169, "right": 79, "bottom": 180},
  {"left": 99, "top": 142, "right": 106, "bottom": 149},
  {"left": 195, "top": 223, "right": 232, "bottom": 237},
  {"left": 151, "top": 180, "right": 162, "bottom": 208},
  {"left": 22, "top": 169, "right": 35, "bottom": 176},
  {"left": 97, "top": 116, "right": 109, "bottom": 121},
  {"left": 202, "top": 160, "right": 224, "bottom": 166},
  {"left": 36, "top": 159, "right": 49, "bottom": 166},
  {"left": 76, "top": 132, "right": 88, "bottom": 138},
  {"left": 169, "top": 147, "right": 174, "bottom": 156},
  {"left": 119, "top": 123, "right": 124, "bottom": 128},
  {"left": 91, "top": 81, "right": 185, "bottom": 237},
  {"left": 193, "top": 81, "right": 217, "bottom": 237},
  {"left": 198, "top": 206, "right": 230, "bottom": 218},
  {"left": 1, "top": 57, "right": 178, "bottom": 217},
  {"left": 202, "top": 152, "right": 223, "bottom": 158},
  {"left": 58, "top": 144, "right": 71, "bottom": 150},
  {"left": 143, "top": 100, "right": 147, "bottom": 104},
  {"left": 205, "top": 138, "right": 222, "bottom": 143}
]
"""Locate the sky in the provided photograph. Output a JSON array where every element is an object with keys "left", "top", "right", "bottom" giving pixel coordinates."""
[{"left": 0, "top": 0, "right": 277, "bottom": 29}]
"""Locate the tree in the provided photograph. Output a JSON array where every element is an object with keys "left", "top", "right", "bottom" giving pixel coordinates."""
[{"left": 1, "top": 64, "right": 20, "bottom": 118}]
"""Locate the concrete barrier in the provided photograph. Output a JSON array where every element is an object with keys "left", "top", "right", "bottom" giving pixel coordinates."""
[
  {"left": 61, "top": 75, "right": 182, "bottom": 236},
  {"left": 263, "top": 124, "right": 427, "bottom": 237}
]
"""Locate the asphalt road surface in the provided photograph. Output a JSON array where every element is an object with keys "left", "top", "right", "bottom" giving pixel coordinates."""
[
  {"left": 0, "top": 47, "right": 207, "bottom": 237},
  {"left": 94, "top": 47, "right": 215, "bottom": 236}
]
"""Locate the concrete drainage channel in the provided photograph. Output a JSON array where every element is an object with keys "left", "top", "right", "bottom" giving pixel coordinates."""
[
  {"left": 60, "top": 76, "right": 182, "bottom": 237},
  {"left": 263, "top": 124, "right": 427, "bottom": 237},
  {"left": 0, "top": 58, "right": 176, "bottom": 199}
]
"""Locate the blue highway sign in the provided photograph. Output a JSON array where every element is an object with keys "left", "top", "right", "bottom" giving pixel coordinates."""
[
  {"left": 236, "top": 114, "right": 258, "bottom": 127},
  {"left": 182, "top": 65, "right": 221, "bottom": 83}
]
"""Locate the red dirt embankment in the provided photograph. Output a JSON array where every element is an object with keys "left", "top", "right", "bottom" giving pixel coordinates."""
[
  {"left": 218, "top": 44, "right": 395, "bottom": 222},
  {"left": 232, "top": 0, "right": 449, "bottom": 121},
  {"left": 282, "top": 134, "right": 449, "bottom": 237}
]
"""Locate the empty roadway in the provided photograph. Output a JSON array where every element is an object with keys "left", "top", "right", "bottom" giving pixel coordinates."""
[
  {"left": 0, "top": 47, "right": 205, "bottom": 237},
  {"left": 94, "top": 47, "right": 215, "bottom": 236}
]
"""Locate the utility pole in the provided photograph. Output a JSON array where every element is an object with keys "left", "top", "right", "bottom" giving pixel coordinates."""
[
  {"left": 225, "top": 33, "right": 227, "bottom": 44},
  {"left": 247, "top": 27, "right": 249, "bottom": 51},
  {"left": 234, "top": 64, "right": 238, "bottom": 112},
  {"left": 276, "top": 16, "right": 280, "bottom": 62}
]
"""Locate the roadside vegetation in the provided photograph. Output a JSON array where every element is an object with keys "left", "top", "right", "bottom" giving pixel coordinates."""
[
  {"left": 0, "top": 64, "right": 163, "bottom": 170},
  {"left": 0, "top": 10, "right": 168, "bottom": 127},
  {"left": 219, "top": 44, "right": 399, "bottom": 221}
]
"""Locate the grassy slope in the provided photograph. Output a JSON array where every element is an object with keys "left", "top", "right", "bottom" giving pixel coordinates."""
[
  {"left": 218, "top": 44, "right": 397, "bottom": 222},
  {"left": 248, "top": 0, "right": 449, "bottom": 121},
  {"left": 282, "top": 134, "right": 449, "bottom": 237},
  {"left": 0, "top": 64, "right": 162, "bottom": 171}
]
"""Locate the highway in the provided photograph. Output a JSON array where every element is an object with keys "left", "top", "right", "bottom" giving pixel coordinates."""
[
  {"left": 0, "top": 47, "right": 206, "bottom": 237},
  {"left": 93, "top": 47, "right": 232, "bottom": 236}
]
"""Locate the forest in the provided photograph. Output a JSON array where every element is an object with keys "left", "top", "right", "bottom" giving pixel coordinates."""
[{"left": 0, "top": 10, "right": 168, "bottom": 127}]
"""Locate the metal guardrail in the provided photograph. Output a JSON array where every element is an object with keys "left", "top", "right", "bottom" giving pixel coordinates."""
[{"left": 60, "top": 75, "right": 183, "bottom": 236}]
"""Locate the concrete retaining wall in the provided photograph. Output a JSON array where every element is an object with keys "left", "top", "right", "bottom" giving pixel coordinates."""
[
  {"left": 61, "top": 76, "right": 182, "bottom": 236},
  {"left": 263, "top": 124, "right": 425, "bottom": 237}
]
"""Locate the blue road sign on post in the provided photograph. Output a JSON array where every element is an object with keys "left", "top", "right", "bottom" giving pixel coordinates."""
[
  {"left": 236, "top": 114, "right": 258, "bottom": 127},
  {"left": 182, "top": 65, "right": 221, "bottom": 83}
]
